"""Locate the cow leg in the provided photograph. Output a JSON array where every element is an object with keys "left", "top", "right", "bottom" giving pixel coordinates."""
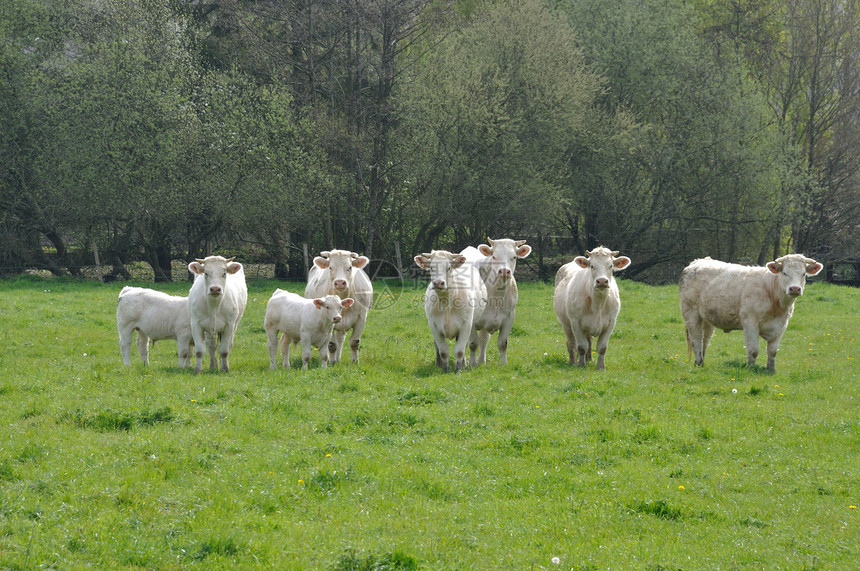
[
  {"left": 330, "top": 330, "right": 347, "bottom": 364},
  {"left": 561, "top": 322, "right": 578, "bottom": 365},
  {"left": 119, "top": 327, "right": 134, "bottom": 366},
  {"left": 192, "top": 326, "right": 206, "bottom": 374},
  {"left": 320, "top": 337, "right": 331, "bottom": 369},
  {"left": 219, "top": 327, "right": 239, "bottom": 373},
  {"left": 177, "top": 333, "right": 192, "bottom": 369},
  {"left": 136, "top": 331, "right": 150, "bottom": 366},
  {"left": 497, "top": 317, "right": 514, "bottom": 365},
  {"left": 432, "top": 330, "right": 450, "bottom": 372},
  {"left": 349, "top": 338, "right": 360, "bottom": 364},
  {"left": 267, "top": 328, "right": 280, "bottom": 370},
  {"left": 205, "top": 332, "right": 218, "bottom": 371},
  {"left": 585, "top": 337, "right": 593, "bottom": 364},
  {"left": 595, "top": 330, "right": 612, "bottom": 371},
  {"left": 435, "top": 344, "right": 446, "bottom": 370},
  {"left": 685, "top": 317, "right": 707, "bottom": 366},
  {"left": 571, "top": 326, "right": 589, "bottom": 367},
  {"left": 348, "top": 315, "right": 367, "bottom": 364},
  {"left": 281, "top": 334, "right": 292, "bottom": 370},
  {"left": 764, "top": 331, "right": 784, "bottom": 373},
  {"left": 742, "top": 322, "right": 761, "bottom": 368},
  {"left": 453, "top": 329, "right": 470, "bottom": 372},
  {"left": 477, "top": 329, "right": 491, "bottom": 365},
  {"left": 301, "top": 339, "right": 312, "bottom": 371}
]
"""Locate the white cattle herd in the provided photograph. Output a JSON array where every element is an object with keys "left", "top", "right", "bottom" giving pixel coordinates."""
[{"left": 116, "top": 242, "right": 822, "bottom": 374}]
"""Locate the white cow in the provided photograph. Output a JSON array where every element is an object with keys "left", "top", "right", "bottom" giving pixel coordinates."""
[
  {"left": 414, "top": 250, "right": 487, "bottom": 372},
  {"left": 461, "top": 238, "right": 531, "bottom": 365},
  {"left": 187, "top": 255, "right": 248, "bottom": 373},
  {"left": 264, "top": 289, "right": 354, "bottom": 371},
  {"left": 116, "top": 286, "right": 193, "bottom": 368},
  {"left": 553, "top": 247, "right": 631, "bottom": 370},
  {"left": 305, "top": 249, "right": 373, "bottom": 364},
  {"left": 679, "top": 254, "right": 822, "bottom": 372}
]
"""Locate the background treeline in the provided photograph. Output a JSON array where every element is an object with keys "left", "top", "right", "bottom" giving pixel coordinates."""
[{"left": 1, "top": 0, "right": 858, "bottom": 283}]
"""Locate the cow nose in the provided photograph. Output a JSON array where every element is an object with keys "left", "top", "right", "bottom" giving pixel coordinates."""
[
  {"left": 595, "top": 277, "right": 609, "bottom": 288},
  {"left": 788, "top": 285, "right": 802, "bottom": 296},
  {"left": 333, "top": 315, "right": 342, "bottom": 323},
  {"left": 432, "top": 279, "right": 446, "bottom": 290},
  {"left": 209, "top": 285, "right": 222, "bottom": 296},
  {"left": 333, "top": 279, "right": 347, "bottom": 290},
  {"left": 498, "top": 268, "right": 512, "bottom": 279}
]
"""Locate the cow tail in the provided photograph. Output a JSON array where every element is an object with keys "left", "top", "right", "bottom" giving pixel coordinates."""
[{"left": 684, "top": 326, "right": 692, "bottom": 361}]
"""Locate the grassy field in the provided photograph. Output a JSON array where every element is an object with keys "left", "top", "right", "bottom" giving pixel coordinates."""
[{"left": 0, "top": 275, "right": 857, "bottom": 569}]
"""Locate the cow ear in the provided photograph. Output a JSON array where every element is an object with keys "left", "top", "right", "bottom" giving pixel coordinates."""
[
  {"left": 226, "top": 262, "right": 242, "bottom": 274},
  {"left": 478, "top": 244, "right": 493, "bottom": 257},
  {"left": 806, "top": 262, "right": 823, "bottom": 276},
  {"left": 313, "top": 298, "right": 326, "bottom": 309},
  {"left": 341, "top": 297, "right": 355, "bottom": 309},
  {"left": 414, "top": 255, "right": 430, "bottom": 269},
  {"left": 613, "top": 256, "right": 631, "bottom": 270},
  {"left": 451, "top": 255, "right": 467, "bottom": 269},
  {"left": 352, "top": 255, "right": 370, "bottom": 269},
  {"left": 188, "top": 261, "right": 204, "bottom": 275},
  {"left": 766, "top": 261, "right": 781, "bottom": 274},
  {"left": 516, "top": 244, "right": 532, "bottom": 259},
  {"left": 574, "top": 256, "right": 589, "bottom": 269},
  {"left": 313, "top": 256, "right": 330, "bottom": 269}
]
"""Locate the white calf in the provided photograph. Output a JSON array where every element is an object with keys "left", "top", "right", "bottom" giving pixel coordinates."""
[
  {"left": 679, "top": 254, "right": 822, "bottom": 372},
  {"left": 461, "top": 238, "right": 531, "bottom": 365},
  {"left": 305, "top": 249, "right": 373, "bottom": 364},
  {"left": 187, "top": 255, "right": 248, "bottom": 373},
  {"left": 265, "top": 289, "right": 354, "bottom": 371},
  {"left": 116, "top": 286, "right": 193, "bottom": 367},
  {"left": 414, "top": 250, "right": 487, "bottom": 372},
  {"left": 553, "top": 247, "right": 631, "bottom": 370}
]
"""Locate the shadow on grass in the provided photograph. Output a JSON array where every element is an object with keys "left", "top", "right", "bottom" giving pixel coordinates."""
[{"left": 720, "top": 359, "right": 773, "bottom": 376}]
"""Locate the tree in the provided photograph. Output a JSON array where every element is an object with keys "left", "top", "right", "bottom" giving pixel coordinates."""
[
  {"left": 566, "top": 0, "right": 792, "bottom": 278},
  {"left": 399, "top": 0, "right": 610, "bottom": 253}
]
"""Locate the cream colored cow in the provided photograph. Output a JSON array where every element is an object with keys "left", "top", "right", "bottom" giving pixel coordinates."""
[
  {"left": 461, "top": 238, "right": 531, "bottom": 366},
  {"left": 187, "top": 256, "right": 248, "bottom": 373},
  {"left": 553, "top": 247, "right": 631, "bottom": 370},
  {"left": 679, "top": 254, "right": 822, "bottom": 372},
  {"left": 414, "top": 250, "right": 487, "bottom": 372}
]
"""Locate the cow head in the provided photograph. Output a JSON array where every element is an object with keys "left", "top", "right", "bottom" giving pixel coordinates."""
[
  {"left": 478, "top": 238, "right": 531, "bottom": 286},
  {"left": 414, "top": 250, "right": 466, "bottom": 291},
  {"left": 313, "top": 295, "right": 355, "bottom": 324},
  {"left": 574, "top": 247, "right": 631, "bottom": 290},
  {"left": 766, "top": 254, "right": 822, "bottom": 297},
  {"left": 313, "top": 250, "right": 369, "bottom": 293},
  {"left": 188, "top": 256, "right": 243, "bottom": 298}
]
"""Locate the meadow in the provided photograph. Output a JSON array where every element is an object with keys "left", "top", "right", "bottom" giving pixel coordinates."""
[{"left": 0, "top": 275, "right": 857, "bottom": 569}]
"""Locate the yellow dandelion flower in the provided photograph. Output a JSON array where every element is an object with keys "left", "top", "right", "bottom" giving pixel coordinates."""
[
  {"left": 298, "top": 479, "right": 304, "bottom": 485},
  {"left": 678, "top": 485, "right": 685, "bottom": 491},
  {"left": 326, "top": 454, "right": 332, "bottom": 458}
]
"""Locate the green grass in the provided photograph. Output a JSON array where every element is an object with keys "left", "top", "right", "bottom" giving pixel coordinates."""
[{"left": 0, "top": 277, "right": 857, "bottom": 569}]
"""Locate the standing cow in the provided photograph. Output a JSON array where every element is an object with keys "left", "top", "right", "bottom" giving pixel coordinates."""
[
  {"left": 264, "top": 289, "right": 354, "bottom": 371},
  {"left": 305, "top": 249, "right": 373, "bottom": 364},
  {"left": 187, "top": 255, "right": 248, "bottom": 373},
  {"left": 461, "top": 238, "right": 531, "bottom": 366},
  {"left": 414, "top": 250, "right": 488, "bottom": 372},
  {"left": 553, "top": 247, "right": 631, "bottom": 370},
  {"left": 116, "top": 286, "right": 193, "bottom": 368},
  {"left": 679, "top": 254, "right": 822, "bottom": 372}
]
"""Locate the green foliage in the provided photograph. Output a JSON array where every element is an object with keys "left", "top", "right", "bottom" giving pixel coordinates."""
[
  {"left": 2, "top": 0, "right": 857, "bottom": 278},
  {"left": 333, "top": 549, "right": 419, "bottom": 571}
]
